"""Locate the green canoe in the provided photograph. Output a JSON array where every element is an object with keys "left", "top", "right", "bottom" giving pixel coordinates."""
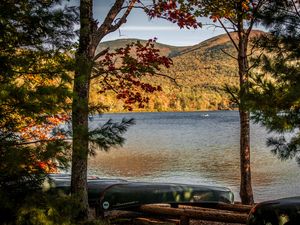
[
  {"left": 247, "top": 196, "right": 300, "bottom": 225},
  {"left": 48, "top": 174, "right": 234, "bottom": 211}
]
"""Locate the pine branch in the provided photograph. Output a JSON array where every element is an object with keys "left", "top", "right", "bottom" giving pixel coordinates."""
[
  {"left": 8, "top": 138, "right": 71, "bottom": 146},
  {"left": 88, "top": 118, "right": 135, "bottom": 153}
]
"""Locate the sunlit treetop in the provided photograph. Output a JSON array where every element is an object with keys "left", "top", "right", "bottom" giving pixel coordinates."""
[
  {"left": 145, "top": 0, "right": 201, "bottom": 28},
  {"left": 147, "top": 0, "right": 263, "bottom": 28},
  {"left": 201, "top": 0, "right": 258, "bottom": 21}
]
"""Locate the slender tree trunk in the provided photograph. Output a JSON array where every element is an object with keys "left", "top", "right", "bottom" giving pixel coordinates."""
[
  {"left": 239, "top": 109, "right": 253, "bottom": 204},
  {"left": 71, "top": 57, "right": 91, "bottom": 219},
  {"left": 71, "top": 0, "right": 95, "bottom": 219},
  {"left": 70, "top": 0, "right": 132, "bottom": 219},
  {"left": 237, "top": 28, "right": 254, "bottom": 205}
]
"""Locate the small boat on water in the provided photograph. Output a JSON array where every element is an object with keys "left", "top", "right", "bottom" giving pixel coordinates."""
[{"left": 47, "top": 174, "right": 234, "bottom": 211}]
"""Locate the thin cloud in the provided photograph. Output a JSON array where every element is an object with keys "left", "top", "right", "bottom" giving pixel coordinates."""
[{"left": 121, "top": 26, "right": 180, "bottom": 31}]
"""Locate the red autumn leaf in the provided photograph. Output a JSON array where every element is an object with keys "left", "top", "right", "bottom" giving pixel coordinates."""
[{"left": 95, "top": 39, "right": 171, "bottom": 110}]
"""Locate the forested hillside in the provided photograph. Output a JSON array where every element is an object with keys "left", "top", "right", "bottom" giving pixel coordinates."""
[{"left": 91, "top": 31, "right": 263, "bottom": 112}]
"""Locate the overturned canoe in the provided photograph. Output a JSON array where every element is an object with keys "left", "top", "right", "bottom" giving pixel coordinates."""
[
  {"left": 247, "top": 196, "right": 300, "bottom": 225},
  {"left": 47, "top": 174, "right": 234, "bottom": 211}
]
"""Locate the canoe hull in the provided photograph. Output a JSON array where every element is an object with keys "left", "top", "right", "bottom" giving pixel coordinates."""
[
  {"left": 98, "top": 182, "right": 234, "bottom": 211},
  {"left": 47, "top": 174, "right": 234, "bottom": 211}
]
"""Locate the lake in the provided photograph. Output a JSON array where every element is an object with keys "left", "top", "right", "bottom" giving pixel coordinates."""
[{"left": 88, "top": 111, "right": 300, "bottom": 202}]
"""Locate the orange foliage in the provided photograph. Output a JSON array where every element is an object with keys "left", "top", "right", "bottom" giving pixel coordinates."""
[
  {"left": 20, "top": 114, "right": 70, "bottom": 142},
  {"left": 19, "top": 114, "right": 70, "bottom": 173}
]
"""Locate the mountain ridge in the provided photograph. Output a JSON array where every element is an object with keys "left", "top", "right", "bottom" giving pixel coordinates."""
[{"left": 92, "top": 30, "right": 264, "bottom": 112}]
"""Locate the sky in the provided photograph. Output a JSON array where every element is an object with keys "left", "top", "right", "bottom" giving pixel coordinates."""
[
  {"left": 70, "top": 1, "right": 263, "bottom": 47},
  {"left": 93, "top": 0, "right": 225, "bottom": 46}
]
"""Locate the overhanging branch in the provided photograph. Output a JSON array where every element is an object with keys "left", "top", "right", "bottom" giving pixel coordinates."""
[
  {"left": 93, "top": 47, "right": 110, "bottom": 61},
  {"left": 95, "top": 0, "right": 137, "bottom": 45},
  {"left": 108, "top": 0, "right": 137, "bottom": 34}
]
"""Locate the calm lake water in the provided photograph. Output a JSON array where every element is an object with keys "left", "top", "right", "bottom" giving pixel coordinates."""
[{"left": 88, "top": 111, "right": 300, "bottom": 202}]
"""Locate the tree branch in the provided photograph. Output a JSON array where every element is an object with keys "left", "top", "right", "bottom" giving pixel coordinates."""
[
  {"left": 93, "top": 47, "right": 110, "bottom": 61},
  {"left": 102, "top": 76, "right": 119, "bottom": 94},
  {"left": 247, "top": 37, "right": 261, "bottom": 58},
  {"left": 291, "top": 0, "right": 300, "bottom": 18},
  {"left": 246, "top": 0, "right": 266, "bottom": 36},
  {"left": 224, "top": 84, "right": 240, "bottom": 106},
  {"left": 108, "top": 0, "right": 137, "bottom": 34},
  {"left": 218, "top": 19, "right": 239, "bottom": 51},
  {"left": 226, "top": 18, "right": 238, "bottom": 28},
  {"left": 220, "top": 48, "right": 238, "bottom": 60},
  {"left": 247, "top": 52, "right": 263, "bottom": 73},
  {"left": 94, "top": 0, "right": 137, "bottom": 45},
  {"left": 90, "top": 67, "right": 108, "bottom": 80},
  {"left": 10, "top": 138, "right": 70, "bottom": 146},
  {"left": 153, "top": 72, "right": 179, "bottom": 86},
  {"left": 204, "top": 22, "right": 236, "bottom": 31}
]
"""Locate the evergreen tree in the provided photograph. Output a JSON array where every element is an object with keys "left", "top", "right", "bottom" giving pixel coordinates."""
[
  {"left": 248, "top": 0, "right": 300, "bottom": 165},
  {"left": 0, "top": 0, "right": 77, "bottom": 223}
]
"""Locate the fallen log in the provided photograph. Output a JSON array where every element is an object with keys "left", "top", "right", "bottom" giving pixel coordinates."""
[
  {"left": 178, "top": 202, "right": 253, "bottom": 213},
  {"left": 104, "top": 210, "right": 180, "bottom": 225},
  {"left": 133, "top": 217, "right": 179, "bottom": 225},
  {"left": 138, "top": 204, "right": 248, "bottom": 224}
]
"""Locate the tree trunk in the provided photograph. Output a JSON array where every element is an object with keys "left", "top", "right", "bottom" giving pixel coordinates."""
[
  {"left": 71, "top": 0, "right": 94, "bottom": 220},
  {"left": 71, "top": 57, "right": 91, "bottom": 219},
  {"left": 238, "top": 29, "right": 254, "bottom": 205},
  {"left": 239, "top": 109, "right": 253, "bottom": 204}
]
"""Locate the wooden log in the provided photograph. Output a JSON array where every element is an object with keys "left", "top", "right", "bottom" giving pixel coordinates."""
[
  {"left": 179, "top": 216, "right": 189, "bottom": 225},
  {"left": 211, "top": 203, "right": 253, "bottom": 213},
  {"left": 177, "top": 205, "right": 247, "bottom": 215},
  {"left": 105, "top": 210, "right": 145, "bottom": 220},
  {"left": 138, "top": 205, "right": 248, "bottom": 224},
  {"left": 179, "top": 202, "right": 253, "bottom": 213},
  {"left": 134, "top": 217, "right": 179, "bottom": 225},
  {"left": 105, "top": 210, "right": 180, "bottom": 225}
]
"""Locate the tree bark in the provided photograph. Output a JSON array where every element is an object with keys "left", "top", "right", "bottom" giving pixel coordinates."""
[
  {"left": 71, "top": 0, "right": 94, "bottom": 219},
  {"left": 239, "top": 109, "right": 253, "bottom": 204},
  {"left": 70, "top": 0, "right": 136, "bottom": 220},
  {"left": 237, "top": 21, "right": 254, "bottom": 205}
]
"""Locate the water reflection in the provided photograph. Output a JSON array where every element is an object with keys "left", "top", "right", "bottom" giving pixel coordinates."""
[
  {"left": 88, "top": 111, "right": 300, "bottom": 202},
  {"left": 89, "top": 149, "right": 171, "bottom": 177}
]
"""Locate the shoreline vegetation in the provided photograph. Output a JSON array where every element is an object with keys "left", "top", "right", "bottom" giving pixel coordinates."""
[{"left": 100, "top": 108, "right": 236, "bottom": 114}]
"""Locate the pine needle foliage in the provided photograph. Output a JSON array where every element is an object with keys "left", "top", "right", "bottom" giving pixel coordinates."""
[
  {"left": 248, "top": 0, "right": 300, "bottom": 165},
  {"left": 88, "top": 118, "right": 135, "bottom": 154},
  {"left": 0, "top": 0, "right": 77, "bottom": 223}
]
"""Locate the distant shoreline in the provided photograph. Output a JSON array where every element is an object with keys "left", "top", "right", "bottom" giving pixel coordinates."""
[{"left": 100, "top": 109, "right": 237, "bottom": 115}]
